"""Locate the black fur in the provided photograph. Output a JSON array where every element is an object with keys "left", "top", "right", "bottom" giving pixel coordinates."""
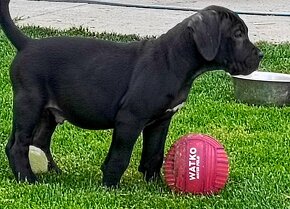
[{"left": 0, "top": 0, "right": 262, "bottom": 187}]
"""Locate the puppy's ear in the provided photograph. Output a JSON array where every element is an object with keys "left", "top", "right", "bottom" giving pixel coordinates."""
[{"left": 188, "top": 10, "right": 221, "bottom": 61}]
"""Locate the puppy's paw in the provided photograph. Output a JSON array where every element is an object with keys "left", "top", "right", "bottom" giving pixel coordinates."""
[
  {"left": 139, "top": 165, "right": 161, "bottom": 182},
  {"left": 102, "top": 174, "right": 120, "bottom": 188},
  {"left": 28, "top": 146, "right": 49, "bottom": 174},
  {"left": 144, "top": 171, "right": 161, "bottom": 182},
  {"left": 48, "top": 161, "right": 62, "bottom": 174},
  {"left": 16, "top": 171, "right": 37, "bottom": 183},
  {"left": 101, "top": 166, "right": 121, "bottom": 188}
]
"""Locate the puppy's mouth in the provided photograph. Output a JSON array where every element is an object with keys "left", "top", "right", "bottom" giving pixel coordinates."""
[{"left": 225, "top": 58, "right": 259, "bottom": 76}]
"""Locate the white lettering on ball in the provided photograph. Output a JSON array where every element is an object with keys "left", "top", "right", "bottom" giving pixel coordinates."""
[{"left": 189, "top": 147, "right": 200, "bottom": 180}]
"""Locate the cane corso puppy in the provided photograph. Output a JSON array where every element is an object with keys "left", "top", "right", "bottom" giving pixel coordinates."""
[{"left": 0, "top": 0, "right": 263, "bottom": 187}]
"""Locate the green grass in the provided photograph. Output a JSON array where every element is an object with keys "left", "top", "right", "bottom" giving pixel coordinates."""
[{"left": 0, "top": 26, "right": 290, "bottom": 209}]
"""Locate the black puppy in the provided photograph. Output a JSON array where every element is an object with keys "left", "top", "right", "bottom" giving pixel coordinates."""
[{"left": 0, "top": 0, "right": 262, "bottom": 187}]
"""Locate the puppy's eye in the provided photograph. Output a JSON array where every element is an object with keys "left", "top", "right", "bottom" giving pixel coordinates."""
[{"left": 234, "top": 30, "right": 243, "bottom": 38}]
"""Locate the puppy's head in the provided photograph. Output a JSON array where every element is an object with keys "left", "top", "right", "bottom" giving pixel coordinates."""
[{"left": 188, "top": 5, "right": 263, "bottom": 75}]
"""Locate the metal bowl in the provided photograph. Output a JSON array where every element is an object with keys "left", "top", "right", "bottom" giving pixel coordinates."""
[{"left": 232, "top": 71, "right": 290, "bottom": 106}]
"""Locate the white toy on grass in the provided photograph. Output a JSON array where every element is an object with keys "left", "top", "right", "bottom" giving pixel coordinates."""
[{"left": 28, "top": 145, "right": 49, "bottom": 174}]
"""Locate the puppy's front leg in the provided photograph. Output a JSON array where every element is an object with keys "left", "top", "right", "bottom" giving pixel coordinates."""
[
  {"left": 139, "top": 116, "right": 172, "bottom": 181},
  {"left": 101, "top": 109, "right": 145, "bottom": 187}
]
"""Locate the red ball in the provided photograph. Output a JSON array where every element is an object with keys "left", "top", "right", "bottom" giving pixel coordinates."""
[{"left": 163, "top": 134, "right": 229, "bottom": 195}]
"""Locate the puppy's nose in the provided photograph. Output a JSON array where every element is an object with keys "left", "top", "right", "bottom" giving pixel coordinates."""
[{"left": 258, "top": 51, "right": 264, "bottom": 60}]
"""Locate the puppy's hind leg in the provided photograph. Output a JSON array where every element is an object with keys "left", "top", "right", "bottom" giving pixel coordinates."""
[
  {"left": 7, "top": 92, "right": 44, "bottom": 183},
  {"left": 5, "top": 124, "right": 16, "bottom": 163},
  {"left": 30, "top": 109, "right": 61, "bottom": 174}
]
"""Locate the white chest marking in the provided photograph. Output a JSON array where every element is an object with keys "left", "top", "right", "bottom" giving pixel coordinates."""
[{"left": 166, "top": 102, "right": 185, "bottom": 113}]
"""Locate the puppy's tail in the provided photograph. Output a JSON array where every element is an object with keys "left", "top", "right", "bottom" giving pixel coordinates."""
[{"left": 0, "top": 0, "right": 30, "bottom": 51}]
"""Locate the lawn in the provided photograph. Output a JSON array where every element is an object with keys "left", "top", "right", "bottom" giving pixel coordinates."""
[{"left": 0, "top": 26, "right": 290, "bottom": 209}]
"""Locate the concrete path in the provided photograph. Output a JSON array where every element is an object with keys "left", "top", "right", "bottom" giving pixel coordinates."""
[{"left": 8, "top": 0, "right": 290, "bottom": 42}]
